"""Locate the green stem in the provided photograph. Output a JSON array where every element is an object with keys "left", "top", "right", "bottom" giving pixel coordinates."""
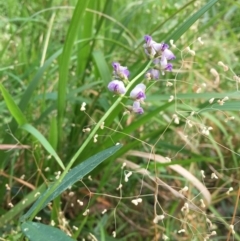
[
  {"left": 28, "top": 61, "right": 151, "bottom": 220},
  {"left": 66, "top": 61, "right": 151, "bottom": 169}
]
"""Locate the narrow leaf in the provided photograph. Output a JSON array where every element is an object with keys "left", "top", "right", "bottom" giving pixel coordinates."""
[
  {"left": 76, "top": 0, "right": 95, "bottom": 76},
  {"left": 0, "top": 184, "right": 46, "bottom": 228},
  {"left": 48, "top": 117, "right": 58, "bottom": 150},
  {"left": 21, "top": 124, "right": 65, "bottom": 170},
  {"left": 148, "top": 91, "right": 239, "bottom": 101},
  {"left": 167, "top": 0, "right": 219, "bottom": 41},
  {"left": 21, "top": 144, "right": 122, "bottom": 221},
  {"left": 58, "top": 0, "right": 89, "bottom": 142},
  {"left": 202, "top": 101, "right": 240, "bottom": 112},
  {"left": 21, "top": 221, "right": 74, "bottom": 241},
  {"left": 0, "top": 83, "right": 27, "bottom": 126},
  {"left": 92, "top": 50, "right": 112, "bottom": 86},
  {"left": 0, "top": 50, "right": 62, "bottom": 169}
]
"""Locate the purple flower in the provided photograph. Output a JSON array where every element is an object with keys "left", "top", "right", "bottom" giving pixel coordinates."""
[
  {"left": 164, "top": 63, "right": 173, "bottom": 71},
  {"left": 154, "top": 57, "right": 173, "bottom": 72},
  {"left": 143, "top": 35, "right": 163, "bottom": 58},
  {"left": 132, "top": 101, "right": 144, "bottom": 114},
  {"left": 160, "top": 43, "right": 175, "bottom": 60},
  {"left": 161, "top": 43, "right": 169, "bottom": 51},
  {"left": 144, "top": 37, "right": 175, "bottom": 60},
  {"left": 108, "top": 80, "right": 126, "bottom": 94},
  {"left": 130, "top": 83, "right": 146, "bottom": 100},
  {"left": 112, "top": 62, "right": 130, "bottom": 80},
  {"left": 162, "top": 48, "right": 175, "bottom": 60},
  {"left": 146, "top": 69, "right": 160, "bottom": 80},
  {"left": 144, "top": 35, "right": 152, "bottom": 45}
]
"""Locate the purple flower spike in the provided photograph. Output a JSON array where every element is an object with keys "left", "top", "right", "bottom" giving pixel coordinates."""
[
  {"left": 130, "top": 83, "right": 146, "bottom": 100},
  {"left": 143, "top": 35, "right": 176, "bottom": 64},
  {"left": 146, "top": 69, "right": 160, "bottom": 80},
  {"left": 132, "top": 101, "right": 144, "bottom": 114},
  {"left": 112, "top": 62, "right": 130, "bottom": 80},
  {"left": 108, "top": 80, "right": 126, "bottom": 94}
]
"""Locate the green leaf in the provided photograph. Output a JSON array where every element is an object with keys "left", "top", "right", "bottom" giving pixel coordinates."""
[
  {"left": 57, "top": 0, "right": 90, "bottom": 143},
  {"left": 21, "top": 221, "right": 74, "bottom": 241},
  {"left": 166, "top": 0, "right": 219, "bottom": 42},
  {"left": 92, "top": 50, "right": 112, "bottom": 86},
  {"left": 20, "top": 144, "right": 122, "bottom": 221},
  {"left": 48, "top": 117, "right": 58, "bottom": 150},
  {"left": 21, "top": 124, "right": 65, "bottom": 170},
  {"left": 148, "top": 91, "right": 239, "bottom": 101},
  {"left": 96, "top": 103, "right": 172, "bottom": 156},
  {"left": 201, "top": 101, "right": 240, "bottom": 112},
  {"left": 76, "top": 0, "right": 95, "bottom": 76},
  {"left": 0, "top": 83, "right": 27, "bottom": 126},
  {"left": 0, "top": 50, "right": 62, "bottom": 169}
]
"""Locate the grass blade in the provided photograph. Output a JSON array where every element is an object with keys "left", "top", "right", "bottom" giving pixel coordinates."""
[
  {"left": 57, "top": 0, "right": 89, "bottom": 143},
  {"left": 0, "top": 50, "right": 62, "bottom": 168},
  {"left": 48, "top": 117, "right": 58, "bottom": 150},
  {"left": 92, "top": 50, "right": 111, "bottom": 86},
  {"left": 20, "top": 144, "right": 122, "bottom": 221},
  {"left": 19, "top": 49, "right": 62, "bottom": 111},
  {"left": 166, "top": 0, "right": 219, "bottom": 42},
  {"left": 21, "top": 221, "right": 74, "bottom": 241},
  {"left": 0, "top": 184, "right": 46, "bottom": 228},
  {"left": 21, "top": 124, "right": 65, "bottom": 170},
  {"left": 0, "top": 83, "right": 27, "bottom": 126}
]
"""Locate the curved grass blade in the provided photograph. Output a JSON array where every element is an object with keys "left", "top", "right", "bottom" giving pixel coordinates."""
[
  {"left": 166, "top": 0, "right": 219, "bottom": 42},
  {"left": 0, "top": 49, "right": 63, "bottom": 169},
  {"left": 0, "top": 83, "right": 27, "bottom": 126},
  {"left": 20, "top": 144, "right": 122, "bottom": 221},
  {"left": 21, "top": 124, "right": 65, "bottom": 170},
  {"left": 86, "top": 8, "right": 137, "bottom": 42},
  {"left": 21, "top": 221, "right": 74, "bottom": 241}
]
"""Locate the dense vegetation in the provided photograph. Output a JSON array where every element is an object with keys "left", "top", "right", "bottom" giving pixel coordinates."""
[{"left": 0, "top": 0, "right": 239, "bottom": 240}]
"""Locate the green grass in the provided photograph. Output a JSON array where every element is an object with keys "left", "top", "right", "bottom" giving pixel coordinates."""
[{"left": 0, "top": 0, "right": 240, "bottom": 240}]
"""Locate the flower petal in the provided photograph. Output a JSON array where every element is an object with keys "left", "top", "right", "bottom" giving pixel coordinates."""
[
  {"left": 162, "top": 49, "right": 175, "bottom": 60},
  {"left": 130, "top": 84, "right": 146, "bottom": 100},
  {"left": 112, "top": 62, "right": 130, "bottom": 79},
  {"left": 146, "top": 69, "right": 160, "bottom": 80},
  {"left": 108, "top": 80, "right": 126, "bottom": 94},
  {"left": 132, "top": 101, "right": 144, "bottom": 114}
]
